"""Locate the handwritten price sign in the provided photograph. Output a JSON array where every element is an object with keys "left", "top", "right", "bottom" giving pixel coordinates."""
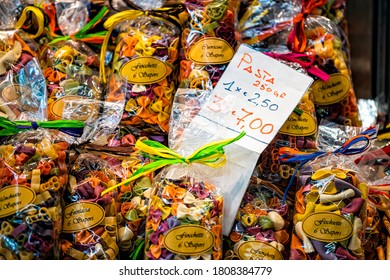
[{"left": 195, "top": 44, "right": 313, "bottom": 154}]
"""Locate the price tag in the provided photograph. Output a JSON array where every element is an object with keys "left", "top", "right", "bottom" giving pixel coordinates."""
[{"left": 194, "top": 44, "right": 314, "bottom": 153}]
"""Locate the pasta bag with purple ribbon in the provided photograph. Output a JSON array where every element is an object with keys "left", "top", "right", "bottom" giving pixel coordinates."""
[
  {"left": 224, "top": 178, "right": 292, "bottom": 260},
  {"left": 100, "top": 5, "right": 183, "bottom": 133},
  {"left": 179, "top": 0, "right": 240, "bottom": 91},
  {"left": 0, "top": 7, "right": 47, "bottom": 121},
  {"left": 60, "top": 153, "right": 119, "bottom": 260},
  {"left": 41, "top": 7, "right": 109, "bottom": 121},
  {"left": 0, "top": 129, "right": 72, "bottom": 260},
  {"left": 285, "top": 125, "right": 377, "bottom": 260}
]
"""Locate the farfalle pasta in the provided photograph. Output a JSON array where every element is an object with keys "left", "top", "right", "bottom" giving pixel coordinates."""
[
  {"left": 101, "top": 6, "right": 183, "bottom": 133},
  {"left": 145, "top": 164, "right": 223, "bottom": 260}
]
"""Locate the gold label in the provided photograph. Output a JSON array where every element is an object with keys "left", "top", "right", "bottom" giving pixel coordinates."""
[
  {"left": 50, "top": 96, "right": 98, "bottom": 121},
  {"left": 188, "top": 38, "right": 234, "bottom": 64},
  {"left": 279, "top": 112, "right": 317, "bottom": 136},
  {"left": 237, "top": 241, "right": 283, "bottom": 260},
  {"left": 62, "top": 202, "right": 105, "bottom": 233},
  {"left": 120, "top": 57, "right": 168, "bottom": 84},
  {"left": 0, "top": 186, "right": 36, "bottom": 218},
  {"left": 312, "top": 73, "right": 350, "bottom": 105},
  {"left": 163, "top": 225, "right": 215, "bottom": 255},
  {"left": 302, "top": 212, "right": 353, "bottom": 242}
]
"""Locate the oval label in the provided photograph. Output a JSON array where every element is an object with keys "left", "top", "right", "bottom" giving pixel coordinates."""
[
  {"left": 0, "top": 186, "right": 36, "bottom": 218},
  {"left": 312, "top": 73, "right": 350, "bottom": 105},
  {"left": 62, "top": 202, "right": 105, "bottom": 233},
  {"left": 279, "top": 111, "right": 317, "bottom": 136},
  {"left": 188, "top": 38, "right": 234, "bottom": 64},
  {"left": 50, "top": 95, "right": 99, "bottom": 121},
  {"left": 163, "top": 225, "right": 215, "bottom": 255},
  {"left": 237, "top": 241, "right": 283, "bottom": 260},
  {"left": 120, "top": 57, "right": 169, "bottom": 84},
  {"left": 302, "top": 212, "right": 353, "bottom": 242}
]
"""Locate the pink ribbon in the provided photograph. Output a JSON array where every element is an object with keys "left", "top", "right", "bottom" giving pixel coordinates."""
[{"left": 265, "top": 52, "right": 330, "bottom": 81}]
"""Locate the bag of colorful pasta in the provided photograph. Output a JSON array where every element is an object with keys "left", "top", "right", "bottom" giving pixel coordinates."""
[
  {"left": 283, "top": 123, "right": 377, "bottom": 260},
  {"left": 100, "top": 5, "right": 183, "bottom": 133},
  {"left": 40, "top": 6, "right": 109, "bottom": 121},
  {"left": 224, "top": 177, "right": 292, "bottom": 260},
  {"left": 0, "top": 128, "right": 73, "bottom": 260},
  {"left": 82, "top": 139, "right": 154, "bottom": 260},
  {"left": 287, "top": 1, "right": 360, "bottom": 126},
  {"left": 0, "top": 7, "right": 47, "bottom": 121},
  {"left": 179, "top": 0, "right": 240, "bottom": 91},
  {"left": 60, "top": 153, "right": 119, "bottom": 260}
]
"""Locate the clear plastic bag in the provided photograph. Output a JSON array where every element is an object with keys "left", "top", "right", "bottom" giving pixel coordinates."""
[
  {"left": 55, "top": 0, "right": 90, "bottom": 36},
  {"left": 0, "top": 129, "right": 71, "bottom": 259},
  {"left": 105, "top": 0, "right": 181, "bottom": 11},
  {"left": 0, "top": 30, "right": 47, "bottom": 121},
  {"left": 238, "top": 0, "right": 300, "bottom": 51},
  {"left": 179, "top": 0, "right": 240, "bottom": 91},
  {"left": 144, "top": 164, "right": 223, "bottom": 260},
  {"left": 102, "top": 7, "right": 182, "bottom": 133},
  {"left": 42, "top": 39, "right": 103, "bottom": 121},
  {"left": 288, "top": 123, "right": 373, "bottom": 260},
  {"left": 60, "top": 153, "right": 119, "bottom": 260},
  {"left": 224, "top": 178, "right": 291, "bottom": 260}
]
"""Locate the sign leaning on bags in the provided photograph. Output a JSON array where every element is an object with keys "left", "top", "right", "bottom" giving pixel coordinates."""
[{"left": 190, "top": 44, "right": 314, "bottom": 234}]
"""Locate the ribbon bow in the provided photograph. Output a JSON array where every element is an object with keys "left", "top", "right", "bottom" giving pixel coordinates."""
[
  {"left": 264, "top": 52, "right": 330, "bottom": 81},
  {"left": 0, "top": 117, "right": 84, "bottom": 137},
  {"left": 278, "top": 126, "right": 377, "bottom": 203},
  {"left": 287, "top": 0, "right": 329, "bottom": 53},
  {"left": 101, "top": 131, "right": 245, "bottom": 195}
]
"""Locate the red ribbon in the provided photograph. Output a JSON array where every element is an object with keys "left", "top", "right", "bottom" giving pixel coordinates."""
[
  {"left": 287, "top": 0, "right": 329, "bottom": 53},
  {"left": 265, "top": 52, "right": 330, "bottom": 81}
]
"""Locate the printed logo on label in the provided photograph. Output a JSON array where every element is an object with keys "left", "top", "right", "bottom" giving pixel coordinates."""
[
  {"left": 237, "top": 241, "right": 283, "bottom": 260},
  {"left": 188, "top": 38, "right": 234, "bottom": 64},
  {"left": 62, "top": 202, "right": 105, "bottom": 233},
  {"left": 279, "top": 111, "right": 317, "bottom": 136},
  {"left": 120, "top": 57, "right": 169, "bottom": 84},
  {"left": 312, "top": 73, "right": 350, "bottom": 105},
  {"left": 0, "top": 186, "right": 36, "bottom": 218},
  {"left": 302, "top": 212, "right": 353, "bottom": 242},
  {"left": 163, "top": 225, "right": 215, "bottom": 255}
]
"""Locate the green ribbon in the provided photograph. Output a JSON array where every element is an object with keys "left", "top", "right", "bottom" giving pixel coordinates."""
[
  {"left": 49, "top": 6, "right": 109, "bottom": 45},
  {"left": 0, "top": 117, "right": 84, "bottom": 137},
  {"left": 101, "top": 131, "right": 246, "bottom": 196}
]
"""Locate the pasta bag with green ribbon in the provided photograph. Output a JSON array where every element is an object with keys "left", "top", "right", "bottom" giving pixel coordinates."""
[
  {"left": 179, "top": 0, "right": 240, "bottom": 91},
  {"left": 282, "top": 124, "right": 377, "bottom": 260},
  {"left": 0, "top": 125, "right": 78, "bottom": 259},
  {"left": 60, "top": 153, "right": 119, "bottom": 260},
  {"left": 100, "top": 6, "right": 183, "bottom": 133},
  {"left": 224, "top": 178, "right": 292, "bottom": 260},
  {"left": 40, "top": 6, "right": 109, "bottom": 121},
  {"left": 103, "top": 132, "right": 245, "bottom": 260},
  {"left": 287, "top": 2, "right": 360, "bottom": 126},
  {"left": 0, "top": 6, "right": 47, "bottom": 121}
]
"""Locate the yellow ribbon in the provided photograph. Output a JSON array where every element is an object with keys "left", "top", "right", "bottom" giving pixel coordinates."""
[{"left": 15, "top": 6, "right": 45, "bottom": 39}]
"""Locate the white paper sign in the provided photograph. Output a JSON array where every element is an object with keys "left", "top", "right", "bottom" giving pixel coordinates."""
[
  {"left": 194, "top": 44, "right": 314, "bottom": 153},
  {"left": 186, "top": 45, "right": 313, "bottom": 235}
]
